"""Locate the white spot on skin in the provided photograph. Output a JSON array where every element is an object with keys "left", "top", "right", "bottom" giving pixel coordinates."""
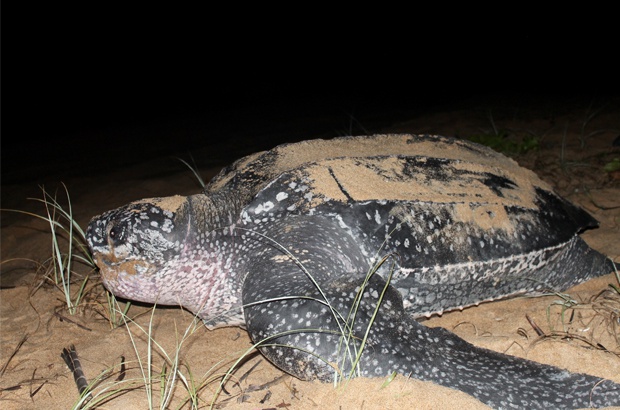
[
  {"left": 276, "top": 192, "right": 288, "bottom": 201},
  {"left": 254, "top": 201, "right": 275, "bottom": 214},
  {"left": 374, "top": 210, "right": 381, "bottom": 224},
  {"left": 332, "top": 214, "right": 350, "bottom": 230},
  {"left": 161, "top": 219, "right": 174, "bottom": 233}
]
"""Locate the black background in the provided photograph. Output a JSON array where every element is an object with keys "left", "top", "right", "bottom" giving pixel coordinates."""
[{"left": 4, "top": 6, "right": 617, "bottom": 185}]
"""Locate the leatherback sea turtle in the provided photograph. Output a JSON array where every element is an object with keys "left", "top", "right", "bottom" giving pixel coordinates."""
[{"left": 86, "top": 134, "right": 619, "bottom": 409}]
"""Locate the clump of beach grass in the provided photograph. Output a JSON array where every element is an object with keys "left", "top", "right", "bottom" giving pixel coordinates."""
[
  {"left": 3, "top": 185, "right": 95, "bottom": 315},
  {"left": 529, "top": 260, "right": 620, "bottom": 356},
  {"left": 70, "top": 301, "right": 239, "bottom": 410},
  {"left": 2, "top": 185, "right": 131, "bottom": 326}
]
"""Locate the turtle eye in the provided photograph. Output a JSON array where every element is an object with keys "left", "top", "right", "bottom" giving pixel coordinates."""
[{"left": 108, "top": 224, "right": 126, "bottom": 244}]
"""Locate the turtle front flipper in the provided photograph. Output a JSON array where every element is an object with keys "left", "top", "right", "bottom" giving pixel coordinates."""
[{"left": 241, "top": 217, "right": 620, "bottom": 410}]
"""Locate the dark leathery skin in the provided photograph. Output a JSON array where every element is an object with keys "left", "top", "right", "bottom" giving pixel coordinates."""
[{"left": 87, "top": 134, "right": 620, "bottom": 409}]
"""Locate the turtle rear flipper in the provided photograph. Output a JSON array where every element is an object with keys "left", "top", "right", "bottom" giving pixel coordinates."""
[{"left": 241, "top": 219, "right": 620, "bottom": 409}]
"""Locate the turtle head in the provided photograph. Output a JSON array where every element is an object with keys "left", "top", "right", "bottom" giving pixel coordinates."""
[
  {"left": 87, "top": 193, "right": 243, "bottom": 326},
  {"left": 86, "top": 195, "right": 191, "bottom": 304}
]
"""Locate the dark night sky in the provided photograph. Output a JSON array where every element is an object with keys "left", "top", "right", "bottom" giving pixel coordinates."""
[{"left": 4, "top": 7, "right": 617, "bottom": 184}]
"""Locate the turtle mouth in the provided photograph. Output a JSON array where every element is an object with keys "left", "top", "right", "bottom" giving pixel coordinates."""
[
  {"left": 93, "top": 251, "right": 156, "bottom": 297},
  {"left": 95, "top": 253, "right": 154, "bottom": 278},
  {"left": 94, "top": 252, "right": 158, "bottom": 299}
]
